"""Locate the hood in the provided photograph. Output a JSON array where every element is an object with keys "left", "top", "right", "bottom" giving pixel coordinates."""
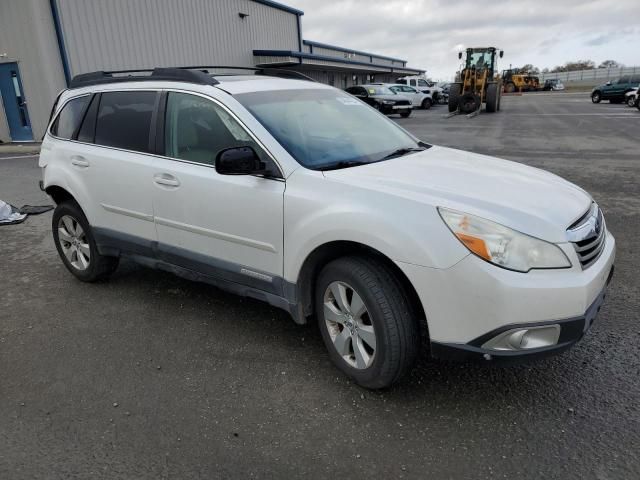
[{"left": 322, "top": 146, "right": 592, "bottom": 243}]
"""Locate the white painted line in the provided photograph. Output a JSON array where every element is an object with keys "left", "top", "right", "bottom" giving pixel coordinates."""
[{"left": 0, "top": 154, "right": 40, "bottom": 160}]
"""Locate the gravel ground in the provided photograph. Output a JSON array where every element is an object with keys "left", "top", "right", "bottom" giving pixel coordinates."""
[{"left": 1, "top": 93, "right": 639, "bottom": 479}]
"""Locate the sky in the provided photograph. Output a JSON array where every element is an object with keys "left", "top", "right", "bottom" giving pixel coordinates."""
[{"left": 285, "top": 0, "right": 639, "bottom": 80}]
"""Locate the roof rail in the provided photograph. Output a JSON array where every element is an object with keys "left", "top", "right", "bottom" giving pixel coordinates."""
[
  {"left": 177, "top": 65, "right": 317, "bottom": 82},
  {"left": 68, "top": 65, "right": 316, "bottom": 89},
  {"left": 68, "top": 67, "right": 220, "bottom": 89}
]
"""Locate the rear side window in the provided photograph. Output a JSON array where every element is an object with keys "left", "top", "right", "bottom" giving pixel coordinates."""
[
  {"left": 631, "top": 76, "right": 640, "bottom": 83},
  {"left": 95, "top": 91, "right": 156, "bottom": 153},
  {"left": 50, "top": 95, "right": 91, "bottom": 139},
  {"left": 410, "top": 79, "right": 417, "bottom": 86}
]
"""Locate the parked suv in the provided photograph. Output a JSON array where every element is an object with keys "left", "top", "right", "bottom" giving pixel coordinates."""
[
  {"left": 385, "top": 84, "right": 433, "bottom": 109},
  {"left": 41, "top": 67, "right": 615, "bottom": 389},
  {"left": 345, "top": 85, "right": 412, "bottom": 116},
  {"left": 396, "top": 76, "right": 444, "bottom": 103},
  {"left": 591, "top": 75, "right": 640, "bottom": 103}
]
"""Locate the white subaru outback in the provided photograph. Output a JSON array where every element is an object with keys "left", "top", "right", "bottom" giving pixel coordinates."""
[{"left": 40, "top": 67, "right": 615, "bottom": 389}]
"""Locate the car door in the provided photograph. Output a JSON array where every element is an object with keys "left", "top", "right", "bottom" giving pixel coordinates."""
[
  {"left": 402, "top": 86, "right": 421, "bottom": 106},
  {"left": 150, "top": 90, "right": 285, "bottom": 292},
  {"left": 607, "top": 77, "right": 628, "bottom": 99},
  {"left": 49, "top": 90, "right": 158, "bottom": 245}
]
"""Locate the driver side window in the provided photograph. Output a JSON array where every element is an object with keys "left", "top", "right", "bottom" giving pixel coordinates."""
[{"left": 164, "top": 92, "right": 265, "bottom": 166}]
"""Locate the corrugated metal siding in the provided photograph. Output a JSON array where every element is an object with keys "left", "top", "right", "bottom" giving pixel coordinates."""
[
  {"left": 310, "top": 46, "right": 398, "bottom": 68},
  {"left": 55, "top": 0, "right": 300, "bottom": 75},
  {"left": 0, "top": 0, "right": 66, "bottom": 141}
]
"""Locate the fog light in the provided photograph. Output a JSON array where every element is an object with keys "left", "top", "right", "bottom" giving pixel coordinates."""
[{"left": 481, "top": 325, "right": 561, "bottom": 351}]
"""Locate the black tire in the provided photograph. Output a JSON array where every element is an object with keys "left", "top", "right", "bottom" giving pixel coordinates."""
[
  {"left": 504, "top": 82, "right": 516, "bottom": 93},
  {"left": 315, "top": 256, "right": 420, "bottom": 389},
  {"left": 52, "top": 200, "right": 119, "bottom": 282},
  {"left": 399, "top": 109, "right": 412, "bottom": 118},
  {"left": 421, "top": 98, "right": 432, "bottom": 110},
  {"left": 497, "top": 86, "right": 502, "bottom": 111},
  {"left": 626, "top": 96, "right": 636, "bottom": 107},
  {"left": 485, "top": 83, "right": 498, "bottom": 113},
  {"left": 458, "top": 92, "right": 480, "bottom": 114},
  {"left": 591, "top": 91, "right": 601, "bottom": 103},
  {"left": 448, "top": 83, "right": 461, "bottom": 112}
]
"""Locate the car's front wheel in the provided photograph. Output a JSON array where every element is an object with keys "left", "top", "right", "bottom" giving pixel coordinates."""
[
  {"left": 52, "top": 200, "right": 119, "bottom": 282},
  {"left": 421, "top": 98, "right": 432, "bottom": 109},
  {"left": 399, "top": 109, "right": 412, "bottom": 118},
  {"left": 591, "top": 91, "right": 601, "bottom": 103},
  {"left": 316, "top": 257, "right": 420, "bottom": 389},
  {"left": 627, "top": 96, "right": 636, "bottom": 107}
]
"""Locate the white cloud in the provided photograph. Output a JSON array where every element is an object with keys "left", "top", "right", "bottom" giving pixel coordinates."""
[{"left": 286, "top": 0, "right": 639, "bottom": 80}]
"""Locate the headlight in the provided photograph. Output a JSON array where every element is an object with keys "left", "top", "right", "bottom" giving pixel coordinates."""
[
  {"left": 438, "top": 207, "right": 571, "bottom": 273},
  {"left": 382, "top": 100, "right": 395, "bottom": 105}
]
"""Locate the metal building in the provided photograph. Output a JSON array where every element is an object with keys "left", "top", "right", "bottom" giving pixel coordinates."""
[{"left": 0, "top": 0, "right": 424, "bottom": 143}]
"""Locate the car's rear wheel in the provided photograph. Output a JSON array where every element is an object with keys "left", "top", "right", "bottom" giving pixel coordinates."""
[
  {"left": 52, "top": 201, "right": 119, "bottom": 282},
  {"left": 591, "top": 91, "right": 601, "bottom": 103},
  {"left": 316, "top": 257, "right": 420, "bottom": 389}
]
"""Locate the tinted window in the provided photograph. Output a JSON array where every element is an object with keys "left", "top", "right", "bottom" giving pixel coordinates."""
[
  {"left": 410, "top": 80, "right": 417, "bottom": 86},
  {"left": 631, "top": 76, "right": 640, "bottom": 83},
  {"left": 396, "top": 79, "right": 407, "bottom": 85},
  {"left": 76, "top": 94, "right": 99, "bottom": 143},
  {"left": 617, "top": 77, "right": 630, "bottom": 84},
  {"left": 51, "top": 95, "right": 91, "bottom": 139},
  {"left": 164, "top": 92, "right": 266, "bottom": 165},
  {"left": 417, "top": 79, "right": 428, "bottom": 86},
  {"left": 95, "top": 91, "right": 156, "bottom": 153}
]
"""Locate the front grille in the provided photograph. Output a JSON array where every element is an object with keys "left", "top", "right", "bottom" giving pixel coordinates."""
[
  {"left": 567, "top": 203, "right": 606, "bottom": 269},
  {"left": 395, "top": 100, "right": 411, "bottom": 106}
]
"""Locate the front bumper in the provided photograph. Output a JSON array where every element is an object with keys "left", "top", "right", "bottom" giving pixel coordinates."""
[
  {"left": 430, "top": 265, "right": 613, "bottom": 363},
  {"left": 396, "top": 230, "right": 616, "bottom": 360}
]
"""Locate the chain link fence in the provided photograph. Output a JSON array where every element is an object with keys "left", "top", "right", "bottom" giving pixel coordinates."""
[{"left": 539, "top": 66, "right": 640, "bottom": 87}]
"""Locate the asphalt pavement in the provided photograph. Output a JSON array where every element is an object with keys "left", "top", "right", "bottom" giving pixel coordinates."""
[{"left": 1, "top": 93, "right": 639, "bottom": 479}]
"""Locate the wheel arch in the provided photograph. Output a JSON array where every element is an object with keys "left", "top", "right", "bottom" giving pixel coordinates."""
[
  {"left": 293, "top": 241, "right": 427, "bottom": 337},
  {"left": 45, "top": 184, "right": 76, "bottom": 205}
]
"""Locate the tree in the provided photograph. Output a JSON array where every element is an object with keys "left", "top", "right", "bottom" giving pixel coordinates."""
[
  {"left": 517, "top": 64, "right": 540, "bottom": 74},
  {"left": 598, "top": 60, "right": 623, "bottom": 69},
  {"left": 542, "top": 67, "right": 550, "bottom": 74},
  {"left": 551, "top": 60, "right": 595, "bottom": 72}
]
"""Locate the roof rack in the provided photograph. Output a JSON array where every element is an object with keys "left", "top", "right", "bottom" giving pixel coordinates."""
[
  {"left": 68, "top": 65, "right": 316, "bottom": 89},
  {"left": 69, "top": 68, "right": 219, "bottom": 89}
]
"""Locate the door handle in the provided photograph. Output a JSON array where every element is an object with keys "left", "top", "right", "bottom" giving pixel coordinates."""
[
  {"left": 70, "top": 155, "right": 89, "bottom": 168},
  {"left": 153, "top": 173, "right": 180, "bottom": 188}
]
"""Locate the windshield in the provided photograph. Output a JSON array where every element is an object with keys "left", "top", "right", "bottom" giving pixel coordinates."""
[
  {"left": 236, "top": 88, "right": 425, "bottom": 170},
  {"left": 465, "top": 49, "right": 494, "bottom": 70}
]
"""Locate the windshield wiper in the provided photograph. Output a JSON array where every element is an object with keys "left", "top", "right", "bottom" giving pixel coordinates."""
[
  {"left": 379, "top": 147, "right": 426, "bottom": 161},
  {"left": 318, "top": 160, "right": 370, "bottom": 171}
]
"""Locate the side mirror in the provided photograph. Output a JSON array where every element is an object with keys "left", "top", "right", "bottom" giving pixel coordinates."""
[
  {"left": 499, "top": 50, "right": 504, "bottom": 58},
  {"left": 216, "top": 146, "right": 265, "bottom": 175},
  {"left": 458, "top": 52, "right": 462, "bottom": 60}
]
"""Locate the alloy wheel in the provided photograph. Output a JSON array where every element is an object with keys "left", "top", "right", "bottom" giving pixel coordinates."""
[
  {"left": 57, "top": 215, "right": 90, "bottom": 271},
  {"left": 323, "top": 281, "right": 376, "bottom": 369}
]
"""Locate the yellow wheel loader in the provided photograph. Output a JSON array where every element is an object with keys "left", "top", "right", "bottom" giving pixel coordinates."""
[
  {"left": 449, "top": 47, "right": 503, "bottom": 116},
  {"left": 502, "top": 69, "right": 540, "bottom": 93}
]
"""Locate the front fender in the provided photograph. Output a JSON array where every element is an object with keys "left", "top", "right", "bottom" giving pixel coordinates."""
[{"left": 283, "top": 170, "right": 469, "bottom": 282}]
